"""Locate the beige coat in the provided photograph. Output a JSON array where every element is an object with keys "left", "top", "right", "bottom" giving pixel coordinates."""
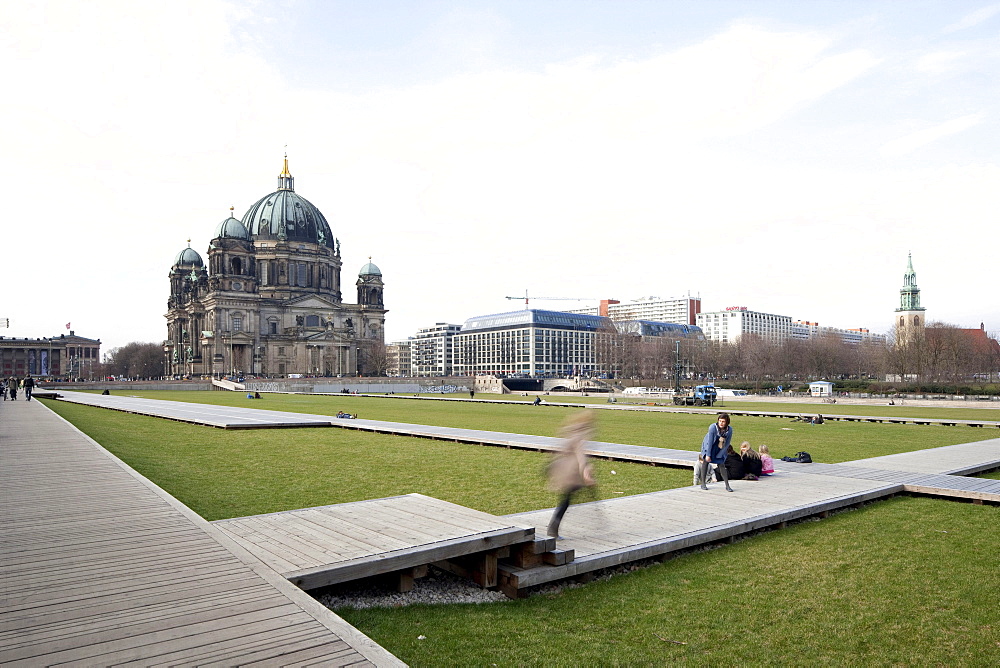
[{"left": 547, "top": 421, "right": 595, "bottom": 493}]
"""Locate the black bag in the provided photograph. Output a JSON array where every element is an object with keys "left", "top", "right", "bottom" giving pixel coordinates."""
[{"left": 795, "top": 451, "right": 812, "bottom": 463}]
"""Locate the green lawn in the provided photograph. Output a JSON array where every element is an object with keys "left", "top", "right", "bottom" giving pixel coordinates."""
[
  {"left": 41, "top": 395, "right": 1000, "bottom": 666},
  {"left": 42, "top": 400, "right": 689, "bottom": 520},
  {"left": 68, "top": 391, "right": 999, "bottom": 466}
]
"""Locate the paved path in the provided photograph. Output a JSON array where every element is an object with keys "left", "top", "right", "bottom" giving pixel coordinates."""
[{"left": 0, "top": 398, "right": 404, "bottom": 666}]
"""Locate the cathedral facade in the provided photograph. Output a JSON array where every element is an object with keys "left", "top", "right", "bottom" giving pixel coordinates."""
[{"left": 165, "top": 159, "right": 386, "bottom": 378}]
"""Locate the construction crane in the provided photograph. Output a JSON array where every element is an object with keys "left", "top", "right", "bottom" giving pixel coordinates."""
[{"left": 504, "top": 290, "right": 597, "bottom": 307}]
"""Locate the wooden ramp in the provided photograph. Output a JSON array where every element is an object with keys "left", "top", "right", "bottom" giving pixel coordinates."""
[
  {"left": 213, "top": 495, "right": 536, "bottom": 591},
  {"left": 52, "top": 390, "right": 334, "bottom": 429},
  {"left": 842, "top": 438, "right": 1000, "bottom": 475},
  {"left": 498, "top": 471, "right": 899, "bottom": 594},
  {"left": 0, "top": 399, "right": 403, "bottom": 666}
]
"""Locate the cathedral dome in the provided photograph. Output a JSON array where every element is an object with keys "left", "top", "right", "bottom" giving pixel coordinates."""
[
  {"left": 359, "top": 259, "right": 381, "bottom": 277},
  {"left": 241, "top": 158, "right": 334, "bottom": 249},
  {"left": 174, "top": 246, "right": 204, "bottom": 267},
  {"left": 215, "top": 215, "right": 250, "bottom": 240}
]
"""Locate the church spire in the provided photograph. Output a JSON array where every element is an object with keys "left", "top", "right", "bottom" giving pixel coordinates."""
[
  {"left": 897, "top": 252, "right": 924, "bottom": 311},
  {"left": 277, "top": 151, "right": 294, "bottom": 191}
]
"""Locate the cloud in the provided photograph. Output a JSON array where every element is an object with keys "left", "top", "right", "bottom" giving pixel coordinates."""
[
  {"left": 879, "top": 113, "right": 987, "bottom": 157},
  {"left": 915, "top": 50, "right": 966, "bottom": 74},
  {"left": 2, "top": 3, "right": 996, "bottom": 349},
  {"left": 944, "top": 3, "right": 1000, "bottom": 32}
]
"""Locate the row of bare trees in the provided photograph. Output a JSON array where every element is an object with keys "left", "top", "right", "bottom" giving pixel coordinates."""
[
  {"left": 104, "top": 342, "right": 165, "bottom": 379},
  {"left": 596, "top": 322, "right": 1000, "bottom": 389}
]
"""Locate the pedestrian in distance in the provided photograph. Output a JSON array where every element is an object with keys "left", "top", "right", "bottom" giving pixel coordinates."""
[
  {"left": 23, "top": 374, "right": 34, "bottom": 401},
  {"left": 8, "top": 376, "right": 18, "bottom": 400},
  {"left": 698, "top": 413, "right": 734, "bottom": 492},
  {"left": 1, "top": 378, "right": 6, "bottom": 401},
  {"left": 546, "top": 411, "right": 597, "bottom": 538}
]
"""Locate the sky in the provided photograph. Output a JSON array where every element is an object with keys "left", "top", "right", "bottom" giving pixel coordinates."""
[{"left": 2, "top": 0, "right": 998, "bottom": 354}]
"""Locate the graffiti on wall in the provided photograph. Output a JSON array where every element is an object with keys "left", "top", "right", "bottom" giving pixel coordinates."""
[
  {"left": 423, "top": 384, "right": 461, "bottom": 394},
  {"left": 246, "top": 382, "right": 281, "bottom": 392}
]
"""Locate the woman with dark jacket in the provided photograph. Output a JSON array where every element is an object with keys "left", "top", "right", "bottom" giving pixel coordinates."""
[
  {"left": 723, "top": 445, "right": 745, "bottom": 481},
  {"left": 699, "top": 413, "right": 734, "bottom": 492}
]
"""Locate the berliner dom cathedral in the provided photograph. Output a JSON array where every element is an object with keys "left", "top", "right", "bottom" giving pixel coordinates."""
[{"left": 165, "top": 158, "right": 385, "bottom": 377}]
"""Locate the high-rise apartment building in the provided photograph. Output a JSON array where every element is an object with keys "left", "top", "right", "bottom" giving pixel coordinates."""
[
  {"left": 569, "top": 296, "right": 701, "bottom": 326},
  {"left": 411, "top": 324, "right": 462, "bottom": 376}
]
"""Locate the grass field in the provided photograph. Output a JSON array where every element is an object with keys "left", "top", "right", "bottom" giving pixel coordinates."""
[{"left": 41, "top": 394, "right": 1000, "bottom": 666}]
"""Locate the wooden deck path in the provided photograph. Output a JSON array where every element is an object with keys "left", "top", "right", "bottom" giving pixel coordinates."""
[
  {"left": 498, "top": 442, "right": 1000, "bottom": 593},
  {"left": 35, "top": 391, "right": 1000, "bottom": 599},
  {"left": 213, "top": 494, "right": 536, "bottom": 591},
  {"left": 0, "top": 399, "right": 404, "bottom": 666},
  {"left": 50, "top": 390, "right": 698, "bottom": 466},
  {"left": 313, "top": 392, "right": 1000, "bottom": 428},
  {"left": 499, "top": 469, "right": 901, "bottom": 591}
]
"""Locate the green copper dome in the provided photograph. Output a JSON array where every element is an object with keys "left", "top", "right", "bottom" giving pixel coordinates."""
[
  {"left": 214, "top": 215, "right": 250, "bottom": 240},
  {"left": 359, "top": 260, "right": 381, "bottom": 276},
  {"left": 173, "top": 246, "right": 204, "bottom": 267},
  {"left": 241, "top": 159, "right": 334, "bottom": 249}
]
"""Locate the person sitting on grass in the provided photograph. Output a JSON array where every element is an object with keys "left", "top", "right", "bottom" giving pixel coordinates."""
[{"left": 759, "top": 444, "right": 775, "bottom": 475}]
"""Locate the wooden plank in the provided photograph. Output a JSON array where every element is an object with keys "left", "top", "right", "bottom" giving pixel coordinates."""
[{"left": 0, "top": 399, "right": 402, "bottom": 667}]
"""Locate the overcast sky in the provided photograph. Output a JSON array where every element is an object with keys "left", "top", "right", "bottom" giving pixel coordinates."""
[{"left": 2, "top": 0, "right": 998, "bottom": 353}]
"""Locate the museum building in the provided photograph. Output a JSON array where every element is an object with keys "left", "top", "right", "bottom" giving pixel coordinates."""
[{"left": 165, "top": 159, "right": 386, "bottom": 377}]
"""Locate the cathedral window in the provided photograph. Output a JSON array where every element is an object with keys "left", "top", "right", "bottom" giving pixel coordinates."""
[
  {"left": 269, "top": 321, "right": 278, "bottom": 334},
  {"left": 306, "top": 315, "right": 320, "bottom": 327},
  {"left": 233, "top": 316, "right": 243, "bottom": 332},
  {"left": 297, "top": 263, "right": 307, "bottom": 286},
  {"left": 231, "top": 257, "right": 243, "bottom": 275}
]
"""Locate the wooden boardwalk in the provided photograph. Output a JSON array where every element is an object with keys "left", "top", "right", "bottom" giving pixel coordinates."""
[
  {"left": 0, "top": 399, "right": 403, "bottom": 666},
  {"left": 51, "top": 390, "right": 698, "bottom": 466},
  {"left": 309, "top": 391, "right": 1000, "bottom": 428},
  {"left": 214, "top": 495, "right": 535, "bottom": 590},
  {"left": 499, "top": 469, "right": 901, "bottom": 591},
  {"left": 29, "top": 391, "right": 1000, "bottom": 601}
]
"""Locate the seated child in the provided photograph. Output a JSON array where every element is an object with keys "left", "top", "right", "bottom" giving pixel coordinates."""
[{"left": 759, "top": 444, "right": 775, "bottom": 475}]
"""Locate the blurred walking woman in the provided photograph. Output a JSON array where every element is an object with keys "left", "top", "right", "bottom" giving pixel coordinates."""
[
  {"left": 699, "top": 413, "right": 734, "bottom": 492},
  {"left": 547, "top": 411, "right": 596, "bottom": 538}
]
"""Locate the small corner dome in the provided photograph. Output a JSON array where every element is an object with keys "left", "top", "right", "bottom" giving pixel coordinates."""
[
  {"left": 359, "top": 260, "right": 381, "bottom": 277},
  {"left": 174, "top": 247, "right": 204, "bottom": 267},
  {"left": 214, "top": 216, "right": 250, "bottom": 240}
]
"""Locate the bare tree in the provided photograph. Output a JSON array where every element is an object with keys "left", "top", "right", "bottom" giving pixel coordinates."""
[
  {"left": 106, "top": 342, "right": 165, "bottom": 379},
  {"left": 358, "top": 338, "right": 389, "bottom": 377}
]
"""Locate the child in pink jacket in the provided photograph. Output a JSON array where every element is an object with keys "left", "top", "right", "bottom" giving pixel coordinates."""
[{"left": 759, "top": 444, "right": 775, "bottom": 475}]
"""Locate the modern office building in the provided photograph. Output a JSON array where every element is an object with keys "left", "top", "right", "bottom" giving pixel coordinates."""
[
  {"left": 452, "top": 309, "right": 705, "bottom": 378},
  {"left": 569, "top": 295, "right": 701, "bottom": 326},
  {"left": 0, "top": 331, "right": 101, "bottom": 379},
  {"left": 411, "top": 324, "right": 462, "bottom": 376},
  {"left": 453, "top": 310, "right": 606, "bottom": 378},
  {"left": 789, "top": 322, "right": 886, "bottom": 346},
  {"left": 164, "top": 157, "right": 386, "bottom": 378},
  {"left": 696, "top": 308, "right": 793, "bottom": 344},
  {"left": 615, "top": 320, "right": 705, "bottom": 340}
]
